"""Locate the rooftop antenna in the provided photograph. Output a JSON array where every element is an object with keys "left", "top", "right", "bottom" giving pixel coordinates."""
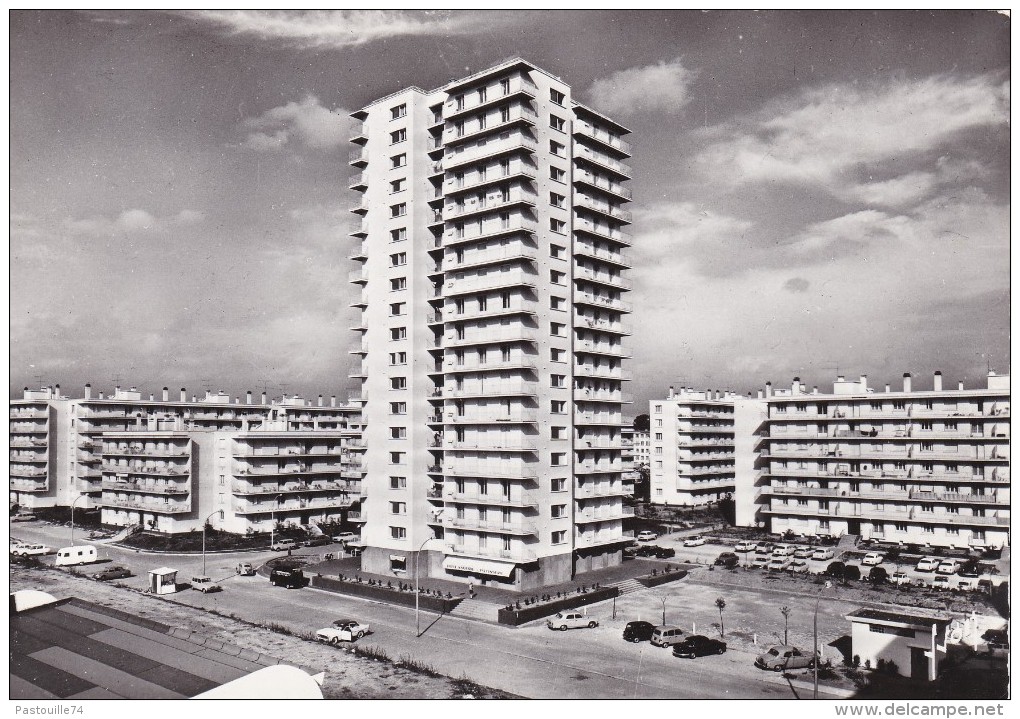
[
  {"left": 976, "top": 352, "right": 992, "bottom": 374},
  {"left": 200, "top": 378, "right": 214, "bottom": 393}
]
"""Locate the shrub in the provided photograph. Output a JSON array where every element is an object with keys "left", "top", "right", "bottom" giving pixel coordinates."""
[
  {"left": 853, "top": 654, "right": 861, "bottom": 668},
  {"left": 844, "top": 565, "right": 862, "bottom": 582},
  {"left": 869, "top": 566, "right": 889, "bottom": 585},
  {"left": 826, "top": 561, "right": 846, "bottom": 579}
]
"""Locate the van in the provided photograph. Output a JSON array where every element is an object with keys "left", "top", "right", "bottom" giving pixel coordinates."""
[
  {"left": 650, "top": 625, "right": 686, "bottom": 648},
  {"left": 269, "top": 567, "right": 308, "bottom": 589},
  {"left": 55, "top": 545, "right": 98, "bottom": 566}
]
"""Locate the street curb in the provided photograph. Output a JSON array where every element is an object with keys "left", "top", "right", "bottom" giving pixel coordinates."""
[
  {"left": 762, "top": 674, "right": 857, "bottom": 698},
  {"left": 107, "top": 543, "right": 276, "bottom": 556}
]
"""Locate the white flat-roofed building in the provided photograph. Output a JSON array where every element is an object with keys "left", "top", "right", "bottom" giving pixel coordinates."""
[{"left": 350, "top": 58, "right": 633, "bottom": 590}]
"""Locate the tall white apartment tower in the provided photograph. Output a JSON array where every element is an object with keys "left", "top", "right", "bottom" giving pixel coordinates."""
[{"left": 350, "top": 59, "right": 633, "bottom": 590}]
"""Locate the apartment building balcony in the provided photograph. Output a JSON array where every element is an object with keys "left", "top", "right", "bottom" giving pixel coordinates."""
[
  {"left": 10, "top": 478, "right": 48, "bottom": 492},
  {"left": 349, "top": 122, "right": 368, "bottom": 143},
  {"left": 907, "top": 489, "right": 1008, "bottom": 505},
  {"left": 574, "top": 317, "right": 631, "bottom": 337},
  {"left": 346, "top": 511, "right": 367, "bottom": 522},
  {"left": 348, "top": 172, "right": 367, "bottom": 191},
  {"left": 231, "top": 481, "right": 356, "bottom": 495},
  {"left": 101, "top": 480, "right": 189, "bottom": 495},
  {"left": 426, "top": 486, "right": 445, "bottom": 500},
  {"left": 574, "top": 197, "right": 633, "bottom": 226},
  {"left": 573, "top": 219, "right": 633, "bottom": 246},
  {"left": 444, "top": 543, "right": 537, "bottom": 563},
  {"left": 348, "top": 147, "right": 368, "bottom": 167},
  {"left": 576, "top": 461, "right": 624, "bottom": 474},
  {"left": 575, "top": 147, "right": 632, "bottom": 178},
  {"left": 444, "top": 77, "right": 538, "bottom": 121},
  {"left": 575, "top": 340, "right": 631, "bottom": 358},
  {"left": 440, "top": 357, "right": 538, "bottom": 375},
  {"left": 437, "top": 270, "right": 538, "bottom": 298},
  {"left": 574, "top": 413, "right": 623, "bottom": 426},
  {"left": 10, "top": 466, "right": 47, "bottom": 478},
  {"left": 575, "top": 483, "right": 628, "bottom": 498},
  {"left": 102, "top": 464, "right": 190, "bottom": 477},
  {"left": 348, "top": 269, "right": 368, "bottom": 284},
  {"left": 349, "top": 219, "right": 369, "bottom": 239},
  {"left": 99, "top": 497, "right": 190, "bottom": 513},
  {"left": 444, "top": 134, "right": 538, "bottom": 171},
  {"left": 77, "top": 478, "right": 102, "bottom": 493},
  {"left": 575, "top": 507, "right": 634, "bottom": 524},
  {"left": 442, "top": 217, "right": 538, "bottom": 248},
  {"left": 574, "top": 390, "right": 632, "bottom": 404},
  {"left": 445, "top": 165, "right": 537, "bottom": 198},
  {"left": 9, "top": 425, "right": 48, "bottom": 434},
  {"left": 443, "top": 462, "right": 539, "bottom": 479},
  {"left": 685, "top": 466, "right": 735, "bottom": 477},
  {"left": 445, "top": 382, "right": 539, "bottom": 399},
  {"left": 103, "top": 447, "right": 190, "bottom": 458},
  {"left": 10, "top": 438, "right": 48, "bottom": 447},
  {"left": 444, "top": 491, "right": 539, "bottom": 508},
  {"left": 444, "top": 331, "right": 537, "bottom": 351},
  {"left": 682, "top": 425, "right": 736, "bottom": 435},
  {"left": 573, "top": 243, "right": 632, "bottom": 268},
  {"left": 439, "top": 245, "right": 538, "bottom": 273},
  {"left": 574, "top": 173, "right": 633, "bottom": 202},
  {"left": 444, "top": 106, "right": 538, "bottom": 147},
  {"left": 573, "top": 291, "right": 632, "bottom": 313},
  {"left": 10, "top": 408, "right": 49, "bottom": 419},
  {"left": 575, "top": 531, "right": 634, "bottom": 549},
  {"left": 349, "top": 242, "right": 368, "bottom": 261},
  {"left": 436, "top": 440, "right": 538, "bottom": 453},
  {"left": 443, "top": 517, "right": 538, "bottom": 536},
  {"left": 10, "top": 453, "right": 47, "bottom": 463},
  {"left": 573, "top": 123, "right": 632, "bottom": 155},
  {"left": 574, "top": 365, "right": 633, "bottom": 382},
  {"left": 233, "top": 497, "right": 354, "bottom": 514},
  {"left": 575, "top": 268, "right": 632, "bottom": 291}
]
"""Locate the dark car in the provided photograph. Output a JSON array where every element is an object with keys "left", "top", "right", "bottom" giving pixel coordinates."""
[
  {"left": 654, "top": 546, "right": 676, "bottom": 559},
  {"left": 673, "top": 635, "right": 727, "bottom": 658},
  {"left": 635, "top": 545, "right": 659, "bottom": 558},
  {"left": 715, "top": 552, "right": 739, "bottom": 568},
  {"left": 269, "top": 567, "right": 308, "bottom": 589},
  {"left": 92, "top": 565, "right": 131, "bottom": 581},
  {"left": 623, "top": 620, "right": 656, "bottom": 643},
  {"left": 623, "top": 546, "right": 639, "bottom": 560},
  {"left": 301, "top": 535, "right": 331, "bottom": 547}
]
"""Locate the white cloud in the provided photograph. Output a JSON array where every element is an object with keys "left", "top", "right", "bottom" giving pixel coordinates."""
[
  {"left": 188, "top": 10, "right": 484, "bottom": 49},
  {"left": 63, "top": 208, "right": 205, "bottom": 236},
  {"left": 696, "top": 74, "right": 1008, "bottom": 202},
  {"left": 242, "top": 95, "right": 352, "bottom": 152},
  {"left": 587, "top": 59, "right": 697, "bottom": 116}
]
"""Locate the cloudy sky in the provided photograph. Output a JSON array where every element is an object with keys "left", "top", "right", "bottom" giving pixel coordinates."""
[{"left": 10, "top": 10, "right": 1010, "bottom": 405}]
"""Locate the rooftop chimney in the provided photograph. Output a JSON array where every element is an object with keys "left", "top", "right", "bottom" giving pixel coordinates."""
[
  {"left": 813, "top": 386, "right": 819, "bottom": 395},
  {"left": 84, "top": 383, "right": 92, "bottom": 400},
  {"left": 54, "top": 384, "right": 60, "bottom": 397},
  {"left": 757, "top": 390, "right": 764, "bottom": 399},
  {"left": 149, "top": 394, "right": 154, "bottom": 401},
  {"left": 668, "top": 385, "right": 675, "bottom": 399},
  {"left": 99, "top": 392, "right": 105, "bottom": 399},
  {"left": 933, "top": 371, "right": 943, "bottom": 392},
  {"left": 885, "top": 383, "right": 891, "bottom": 393},
  {"left": 181, "top": 387, "right": 187, "bottom": 402},
  {"left": 115, "top": 385, "right": 121, "bottom": 395},
  {"left": 765, "top": 381, "right": 772, "bottom": 398},
  {"left": 958, "top": 381, "right": 964, "bottom": 391},
  {"left": 860, "top": 375, "right": 867, "bottom": 392},
  {"left": 246, "top": 391, "right": 252, "bottom": 404},
  {"left": 331, "top": 395, "right": 337, "bottom": 407},
  {"left": 162, "top": 387, "right": 169, "bottom": 402},
  {"left": 903, "top": 373, "right": 912, "bottom": 393},
  {"left": 792, "top": 377, "right": 801, "bottom": 394},
  {"left": 261, "top": 392, "right": 267, "bottom": 404},
  {"left": 318, "top": 394, "right": 323, "bottom": 407}
]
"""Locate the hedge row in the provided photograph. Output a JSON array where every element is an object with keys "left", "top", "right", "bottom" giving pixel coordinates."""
[
  {"left": 497, "top": 586, "right": 619, "bottom": 626},
  {"left": 311, "top": 575, "right": 462, "bottom": 613},
  {"left": 636, "top": 569, "right": 688, "bottom": 588}
]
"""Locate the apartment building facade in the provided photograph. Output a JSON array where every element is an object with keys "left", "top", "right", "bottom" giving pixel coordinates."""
[
  {"left": 350, "top": 58, "right": 633, "bottom": 590},
  {"left": 10, "top": 385, "right": 366, "bottom": 535},
  {"left": 756, "top": 372, "right": 1010, "bottom": 549}
]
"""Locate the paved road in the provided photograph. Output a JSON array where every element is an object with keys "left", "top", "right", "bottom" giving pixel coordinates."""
[{"left": 12, "top": 521, "right": 847, "bottom": 699}]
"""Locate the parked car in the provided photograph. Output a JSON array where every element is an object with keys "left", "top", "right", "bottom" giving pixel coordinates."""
[
  {"left": 270, "top": 539, "right": 297, "bottom": 552},
  {"left": 754, "top": 543, "right": 774, "bottom": 555},
  {"left": 672, "top": 635, "right": 727, "bottom": 658},
  {"left": 11, "top": 513, "right": 37, "bottom": 522},
  {"left": 191, "top": 576, "right": 223, "bottom": 593},
  {"left": 793, "top": 547, "right": 815, "bottom": 559},
  {"left": 332, "top": 532, "right": 359, "bottom": 544},
  {"left": 682, "top": 535, "right": 706, "bottom": 547},
  {"left": 931, "top": 576, "right": 952, "bottom": 591},
  {"left": 622, "top": 546, "right": 639, "bottom": 560},
  {"left": 650, "top": 625, "right": 686, "bottom": 647},
  {"left": 301, "top": 535, "right": 331, "bottom": 548},
  {"left": 269, "top": 567, "right": 308, "bottom": 589},
  {"left": 861, "top": 552, "right": 885, "bottom": 566},
  {"left": 789, "top": 559, "right": 809, "bottom": 573},
  {"left": 957, "top": 577, "right": 981, "bottom": 592},
  {"left": 936, "top": 559, "right": 962, "bottom": 575},
  {"left": 623, "top": 620, "right": 656, "bottom": 643},
  {"left": 751, "top": 555, "right": 771, "bottom": 569},
  {"left": 316, "top": 621, "right": 371, "bottom": 644},
  {"left": 915, "top": 557, "right": 941, "bottom": 572},
  {"left": 734, "top": 540, "right": 758, "bottom": 553},
  {"left": 236, "top": 562, "right": 256, "bottom": 576},
  {"left": 811, "top": 548, "right": 835, "bottom": 561},
  {"left": 890, "top": 571, "right": 913, "bottom": 586},
  {"left": 715, "top": 552, "right": 739, "bottom": 568},
  {"left": 654, "top": 546, "right": 676, "bottom": 559},
  {"left": 755, "top": 645, "right": 817, "bottom": 672},
  {"left": 981, "top": 629, "right": 1008, "bottom": 658},
  {"left": 635, "top": 544, "right": 659, "bottom": 558},
  {"left": 10, "top": 543, "right": 52, "bottom": 557},
  {"left": 93, "top": 565, "right": 131, "bottom": 581},
  {"left": 771, "top": 544, "right": 795, "bottom": 556},
  {"left": 547, "top": 612, "right": 598, "bottom": 631},
  {"left": 768, "top": 557, "right": 791, "bottom": 571},
  {"left": 636, "top": 531, "right": 658, "bottom": 542}
]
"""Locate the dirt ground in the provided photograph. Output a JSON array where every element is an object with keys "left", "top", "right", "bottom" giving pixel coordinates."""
[{"left": 11, "top": 565, "right": 517, "bottom": 700}]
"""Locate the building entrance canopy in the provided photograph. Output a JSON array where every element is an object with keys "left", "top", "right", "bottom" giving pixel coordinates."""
[{"left": 442, "top": 556, "right": 515, "bottom": 577}]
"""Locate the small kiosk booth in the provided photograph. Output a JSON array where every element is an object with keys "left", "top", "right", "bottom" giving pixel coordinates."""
[{"left": 148, "top": 567, "right": 180, "bottom": 595}]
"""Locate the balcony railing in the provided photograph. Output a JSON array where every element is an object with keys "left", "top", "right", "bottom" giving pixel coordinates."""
[
  {"left": 575, "top": 268, "right": 632, "bottom": 290},
  {"left": 444, "top": 135, "right": 538, "bottom": 171},
  {"left": 573, "top": 291, "right": 632, "bottom": 313},
  {"left": 574, "top": 196, "right": 632, "bottom": 223},
  {"left": 442, "top": 517, "right": 538, "bottom": 535},
  {"left": 573, "top": 123, "right": 632, "bottom": 154},
  {"left": 443, "top": 463, "right": 539, "bottom": 479},
  {"left": 442, "top": 412, "right": 538, "bottom": 425},
  {"left": 101, "top": 481, "right": 189, "bottom": 495},
  {"left": 444, "top": 491, "right": 538, "bottom": 508},
  {"left": 99, "top": 497, "right": 191, "bottom": 513}
]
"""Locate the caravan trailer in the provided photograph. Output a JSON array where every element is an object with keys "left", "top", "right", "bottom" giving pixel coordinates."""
[{"left": 55, "top": 545, "right": 99, "bottom": 566}]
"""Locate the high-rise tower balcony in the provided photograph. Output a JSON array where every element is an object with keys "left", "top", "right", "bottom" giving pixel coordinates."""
[
  {"left": 444, "top": 135, "right": 538, "bottom": 171},
  {"left": 443, "top": 516, "right": 538, "bottom": 536},
  {"left": 440, "top": 245, "right": 538, "bottom": 273},
  {"left": 442, "top": 412, "right": 539, "bottom": 425},
  {"left": 348, "top": 269, "right": 368, "bottom": 284},
  {"left": 574, "top": 243, "right": 632, "bottom": 268},
  {"left": 445, "top": 164, "right": 537, "bottom": 197},
  {"left": 445, "top": 189, "right": 538, "bottom": 221},
  {"left": 442, "top": 217, "right": 538, "bottom": 248},
  {"left": 573, "top": 291, "right": 632, "bottom": 313},
  {"left": 348, "top": 147, "right": 368, "bottom": 167},
  {"left": 348, "top": 172, "right": 368, "bottom": 191},
  {"left": 573, "top": 219, "right": 632, "bottom": 246},
  {"left": 574, "top": 196, "right": 632, "bottom": 224},
  {"left": 575, "top": 147, "right": 632, "bottom": 178},
  {"left": 444, "top": 106, "right": 538, "bottom": 147},
  {"left": 444, "top": 77, "right": 538, "bottom": 121},
  {"left": 445, "top": 382, "right": 539, "bottom": 399},
  {"left": 575, "top": 268, "right": 632, "bottom": 291},
  {"left": 437, "top": 270, "right": 538, "bottom": 297},
  {"left": 350, "top": 123, "right": 368, "bottom": 144},
  {"left": 443, "top": 490, "right": 539, "bottom": 508},
  {"left": 574, "top": 173, "right": 633, "bottom": 202},
  {"left": 573, "top": 123, "right": 632, "bottom": 155}
]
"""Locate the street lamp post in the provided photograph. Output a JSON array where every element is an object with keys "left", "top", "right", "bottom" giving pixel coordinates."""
[
  {"left": 201, "top": 510, "right": 223, "bottom": 576},
  {"left": 814, "top": 581, "right": 833, "bottom": 699},
  {"left": 415, "top": 535, "right": 436, "bottom": 637},
  {"left": 69, "top": 494, "right": 87, "bottom": 546},
  {"left": 270, "top": 494, "right": 283, "bottom": 549}
]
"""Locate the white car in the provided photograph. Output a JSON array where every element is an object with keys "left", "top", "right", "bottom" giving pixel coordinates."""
[
  {"left": 890, "top": 572, "right": 913, "bottom": 586},
  {"left": 768, "top": 557, "right": 791, "bottom": 571},
  {"left": 191, "top": 576, "right": 223, "bottom": 593},
  {"left": 331, "top": 532, "right": 359, "bottom": 544},
  {"left": 811, "top": 548, "right": 835, "bottom": 561},
  {"left": 10, "top": 543, "right": 52, "bottom": 556},
  {"left": 936, "top": 559, "right": 962, "bottom": 575},
  {"left": 682, "top": 535, "right": 706, "bottom": 547},
  {"left": 861, "top": 552, "right": 884, "bottom": 566},
  {"left": 734, "top": 541, "right": 758, "bottom": 552},
  {"left": 636, "top": 531, "right": 658, "bottom": 542},
  {"left": 547, "top": 612, "right": 598, "bottom": 631},
  {"left": 915, "top": 557, "right": 941, "bottom": 572},
  {"left": 771, "top": 544, "right": 795, "bottom": 556},
  {"left": 317, "top": 619, "right": 372, "bottom": 643},
  {"left": 271, "top": 539, "right": 297, "bottom": 552}
]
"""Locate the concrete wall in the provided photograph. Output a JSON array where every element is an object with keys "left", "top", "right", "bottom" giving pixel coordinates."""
[{"left": 850, "top": 621, "right": 944, "bottom": 679}]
